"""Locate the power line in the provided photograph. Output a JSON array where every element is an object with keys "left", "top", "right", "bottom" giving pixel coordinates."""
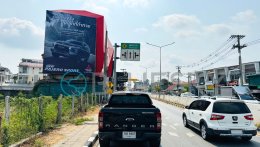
[
  {"left": 188, "top": 39, "right": 236, "bottom": 70},
  {"left": 245, "top": 38, "right": 260, "bottom": 46},
  {"left": 201, "top": 48, "right": 235, "bottom": 70},
  {"left": 182, "top": 38, "right": 236, "bottom": 68}
]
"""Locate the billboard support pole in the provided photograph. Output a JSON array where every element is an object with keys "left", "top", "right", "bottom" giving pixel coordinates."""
[
  {"left": 103, "top": 30, "right": 108, "bottom": 96},
  {"left": 113, "top": 43, "right": 120, "bottom": 92},
  {"left": 92, "top": 72, "right": 95, "bottom": 94}
]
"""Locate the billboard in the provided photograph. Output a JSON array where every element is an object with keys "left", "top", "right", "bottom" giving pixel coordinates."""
[{"left": 43, "top": 10, "right": 97, "bottom": 74}]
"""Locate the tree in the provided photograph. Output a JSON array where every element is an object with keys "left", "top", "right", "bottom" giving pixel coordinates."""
[
  {"left": 0, "top": 93, "right": 4, "bottom": 99},
  {"left": 12, "top": 75, "right": 18, "bottom": 84},
  {"left": 161, "top": 79, "right": 170, "bottom": 90},
  {"left": 154, "top": 85, "right": 160, "bottom": 92}
]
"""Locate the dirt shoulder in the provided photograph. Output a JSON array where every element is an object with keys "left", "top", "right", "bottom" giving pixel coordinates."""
[{"left": 21, "top": 106, "right": 100, "bottom": 147}]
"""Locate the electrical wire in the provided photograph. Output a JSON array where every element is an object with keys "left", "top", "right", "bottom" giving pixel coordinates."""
[
  {"left": 182, "top": 38, "right": 236, "bottom": 68},
  {"left": 201, "top": 48, "right": 236, "bottom": 70},
  {"left": 245, "top": 39, "right": 260, "bottom": 46}
]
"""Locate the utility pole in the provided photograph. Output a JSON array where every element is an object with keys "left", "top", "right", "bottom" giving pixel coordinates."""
[
  {"left": 230, "top": 35, "right": 247, "bottom": 85},
  {"left": 187, "top": 73, "right": 191, "bottom": 93},
  {"left": 113, "top": 43, "right": 120, "bottom": 91},
  {"left": 176, "top": 66, "right": 181, "bottom": 93}
]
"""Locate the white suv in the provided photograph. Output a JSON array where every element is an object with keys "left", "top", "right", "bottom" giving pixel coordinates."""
[{"left": 182, "top": 99, "right": 257, "bottom": 141}]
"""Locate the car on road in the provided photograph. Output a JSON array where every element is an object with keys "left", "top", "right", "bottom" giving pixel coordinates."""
[
  {"left": 182, "top": 99, "right": 257, "bottom": 141},
  {"left": 98, "top": 91, "right": 161, "bottom": 147}
]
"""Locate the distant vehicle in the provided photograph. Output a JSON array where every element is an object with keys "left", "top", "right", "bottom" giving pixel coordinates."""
[
  {"left": 98, "top": 91, "right": 161, "bottom": 147},
  {"left": 183, "top": 99, "right": 257, "bottom": 141},
  {"left": 199, "top": 95, "right": 211, "bottom": 99},
  {"left": 180, "top": 92, "right": 197, "bottom": 98},
  {"left": 51, "top": 39, "right": 91, "bottom": 62},
  {"left": 220, "top": 86, "right": 259, "bottom": 104}
]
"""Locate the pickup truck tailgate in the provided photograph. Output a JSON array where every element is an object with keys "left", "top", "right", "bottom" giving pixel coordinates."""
[{"left": 100, "top": 108, "right": 160, "bottom": 131}]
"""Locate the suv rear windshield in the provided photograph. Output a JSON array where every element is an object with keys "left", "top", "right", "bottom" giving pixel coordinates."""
[
  {"left": 109, "top": 94, "right": 152, "bottom": 107},
  {"left": 213, "top": 102, "right": 251, "bottom": 114}
]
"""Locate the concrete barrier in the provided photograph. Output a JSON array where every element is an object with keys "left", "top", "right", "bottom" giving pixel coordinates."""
[{"left": 150, "top": 94, "right": 260, "bottom": 124}]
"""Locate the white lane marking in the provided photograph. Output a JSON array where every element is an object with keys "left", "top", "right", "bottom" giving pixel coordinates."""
[
  {"left": 88, "top": 137, "right": 95, "bottom": 142},
  {"left": 168, "top": 132, "right": 179, "bottom": 137},
  {"left": 170, "top": 125, "right": 176, "bottom": 130},
  {"left": 94, "top": 131, "right": 98, "bottom": 134},
  {"left": 173, "top": 123, "right": 179, "bottom": 126},
  {"left": 162, "top": 123, "right": 167, "bottom": 126},
  {"left": 186, "top": 132, "right": 195, "bottom": 137}
]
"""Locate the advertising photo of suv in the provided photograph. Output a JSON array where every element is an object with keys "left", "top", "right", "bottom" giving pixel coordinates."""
[
  {"left": 51, "top": 39, "right": 91, "bottom": 62},
  {"left": 182, "top": 99, "right": 257, "bottom": 141}
]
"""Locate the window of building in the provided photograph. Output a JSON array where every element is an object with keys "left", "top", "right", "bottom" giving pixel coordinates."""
[{"left": 22, "top": 66, "right": 27, "bottom": 73}]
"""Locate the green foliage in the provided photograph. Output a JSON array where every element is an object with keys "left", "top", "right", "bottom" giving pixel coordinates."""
[
  {"left": 183, "top": 85, "right": 189, "bottom": 92},
  {"left": 33, "top": 139, "right": 44, "bottom": 147},
  {"left": 73, "top": 117, "right": 94, "bottom": 125},
  {"left": 154, "top": 85, "right": 160, "bottom": 92},
  {"left": 0, "top": 93, "right": 99, "bottom": 145},
  {"left": 0, "top": 93, "right": 4, "bottom": 100},
  {"left": 17, "top": 91, "right": 25, "bottom": 98},
  {"left": 1, "top": 123, "right": 9, "bottom": 147}
]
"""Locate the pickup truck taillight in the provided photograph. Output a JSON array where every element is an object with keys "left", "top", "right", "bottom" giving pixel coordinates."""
[
  {"left": 156, "top": 112, "right": 161, "bottom": 130},
  {"left": 99, "top": 112, "right": 104, "bottom": 129}
]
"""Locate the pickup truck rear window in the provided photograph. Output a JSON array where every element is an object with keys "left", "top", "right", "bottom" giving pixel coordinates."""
[
  {"left": 213, "top": 102, "right": 251, "bottom": 114},
  {"left": 109, "top": 94, "right": 152, "bottom": 106}
]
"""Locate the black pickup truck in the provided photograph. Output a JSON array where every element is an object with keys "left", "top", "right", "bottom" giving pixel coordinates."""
[{"left": 98, "top": 92, "right": 161, "bottom": 147}]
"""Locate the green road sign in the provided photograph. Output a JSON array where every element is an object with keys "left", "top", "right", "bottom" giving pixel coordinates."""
[{"left": 121, "top": 43, "right": 140, "bottom": 49}]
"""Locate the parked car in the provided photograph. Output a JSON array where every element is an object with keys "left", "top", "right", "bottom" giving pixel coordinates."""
[
  {"left": 180, "top": 92, "right": 197, "bottom": 98},
  {"left": 199, "top": 95, "right": 211, "bottom": 99},
  {"left": 98, "top": 91, "right": 161, "bottom": 147},
  {"left": 51, "top": 39, "right": 91, "bottom": 62},
  {"left": 182, "top": 99, "right": 257, "bottom": 141}
]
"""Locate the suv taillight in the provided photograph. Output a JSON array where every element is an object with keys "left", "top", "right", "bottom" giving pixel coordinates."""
[
  {"left": 210, "top": 114, "right": 225, "bottom": 120},
  {"left": 244, "top": 114, "right": 254, "bottom": 120},
  {"left": 98, "top": 112, "right": 104, "bottom": 129},
  {"left": 156, "top": 112, "right": 161, "bottom": 130}
]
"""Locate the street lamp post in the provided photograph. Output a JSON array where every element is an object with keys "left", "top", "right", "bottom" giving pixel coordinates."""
[{"left": 146, "top": 42, "right": 175, "bottom": 99}]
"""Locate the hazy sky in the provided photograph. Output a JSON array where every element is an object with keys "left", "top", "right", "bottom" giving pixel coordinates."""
[{"left": 0, "top": 0, "right": 259, "bottom": 81}]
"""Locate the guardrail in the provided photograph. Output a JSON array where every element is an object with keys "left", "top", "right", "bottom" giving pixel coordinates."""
[{"left": 150, "top": 94, "right": 260, "bottom": 123}]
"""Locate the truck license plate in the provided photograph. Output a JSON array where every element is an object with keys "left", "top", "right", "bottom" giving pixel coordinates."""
[
  {"left": 122, "top": 131, "right": 136, "bottom": 139},
  {"left": 231, "top": 130, "right": 242, "bottom": 135}
]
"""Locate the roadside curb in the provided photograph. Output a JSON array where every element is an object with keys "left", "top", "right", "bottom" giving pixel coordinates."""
[
  {"left": 10, "top": 132, "right": 42, "bottom": 147},
  {"left": 84, "top": 131, "right": 98, "bottom": 147}
]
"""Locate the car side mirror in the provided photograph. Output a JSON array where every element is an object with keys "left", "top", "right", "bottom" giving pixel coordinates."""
[{"left": 185, "top": 106, "right": 189, "bottom": 109}]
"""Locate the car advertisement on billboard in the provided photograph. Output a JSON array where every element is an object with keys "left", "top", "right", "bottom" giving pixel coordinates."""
[{"left": 43, "top": 10, "right": 96, "bottom": 74}]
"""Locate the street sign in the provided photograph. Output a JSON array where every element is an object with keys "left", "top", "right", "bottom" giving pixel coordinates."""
[
  {"left": 107, "top": 81, "right": 113, "bottom": 88},
  {"left": 107, "top": 88, "right": 113, "bottom": 94},
  {"left": 116, "top": 72, "right": 128, "bottom": 83},
  {"left": 120, "top": 43, "right": 140, "bottom": 61}
]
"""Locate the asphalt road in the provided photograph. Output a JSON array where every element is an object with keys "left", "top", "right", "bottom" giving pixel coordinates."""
[{"left": 94, "top": 99, "right": 260, "bottom": 147}]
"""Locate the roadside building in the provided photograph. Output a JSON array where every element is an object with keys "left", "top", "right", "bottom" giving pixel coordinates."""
[
  {"left": 195, "top": 61, "right": 260, "bottom": 96},
  {"left": 0, "top": 64, "right": 12, "bottom": 84},
  {"left": 17, "top": 58, "right": 44, "bottom": 84}
]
